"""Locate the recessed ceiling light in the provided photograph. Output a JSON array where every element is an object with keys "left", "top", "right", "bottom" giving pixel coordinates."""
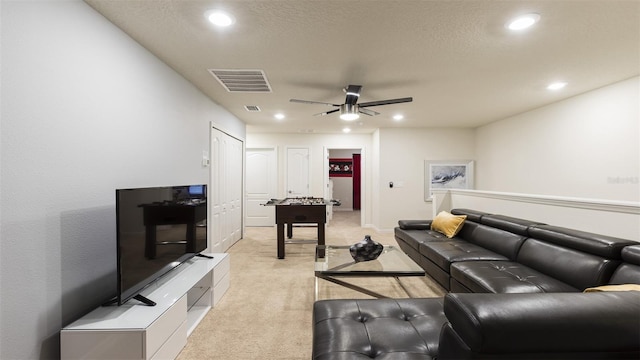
[
  {"left": 206, "top": 10, "right": 235, "bottom": 27},
  {"left": 274, "top": 113, "right": 285, "bottom": 120},
  {"left": 547, "top": 82, "right": 567, "bottom": 90},
  {"left": 342, "top": 127, "right": 351, "bottom": 133},
  {"left": 507, "top": 13, "right": 540, "bottom": 31},
  {"left": 393, "top": 114, "right": 404, "bottom": 121}
]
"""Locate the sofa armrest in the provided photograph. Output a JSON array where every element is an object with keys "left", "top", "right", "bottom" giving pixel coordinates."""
[
  {"left": 398, "top": 220, "right": 432, "bottom": 230},
  {"left": 439, "top": 292, "right": 640, "bottom": 359}
]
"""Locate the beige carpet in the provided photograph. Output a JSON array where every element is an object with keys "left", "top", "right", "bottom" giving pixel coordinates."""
[{"left": 177, "top": 211, "right": 445, "bottom": 359}]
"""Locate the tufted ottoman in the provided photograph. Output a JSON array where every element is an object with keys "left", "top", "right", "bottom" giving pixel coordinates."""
[{"left": 312, "top": 298, "right": 446, "bottom": 359}]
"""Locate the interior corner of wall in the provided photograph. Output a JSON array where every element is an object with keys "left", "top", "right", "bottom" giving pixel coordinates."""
[{"left": 432, "top": 190, "right": 452, "bottom": 214}]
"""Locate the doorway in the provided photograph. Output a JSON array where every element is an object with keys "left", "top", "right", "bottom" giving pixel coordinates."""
[{"left": 327, "top": 148, "right": 362, "bottom": 212}]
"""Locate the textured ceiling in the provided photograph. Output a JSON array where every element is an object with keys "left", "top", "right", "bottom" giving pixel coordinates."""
[{"left": 84, "top": 0, "right": 640, "bottom": 134}]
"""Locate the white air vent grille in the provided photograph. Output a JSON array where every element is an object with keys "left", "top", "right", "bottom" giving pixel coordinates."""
[
  {"left": 208, "top": 69, "right": 272, "bottom": 92},
  {"left": 244, "top": 105, "right": 261, "bottom": 112}
]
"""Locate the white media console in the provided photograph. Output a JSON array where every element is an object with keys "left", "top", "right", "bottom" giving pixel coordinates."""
[{"left": 61, "top": 253, "right": 230, "bottom": 359}]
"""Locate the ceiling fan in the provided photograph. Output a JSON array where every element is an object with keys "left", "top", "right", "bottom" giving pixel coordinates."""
[{"left": 290, "top": 85, "right": 413, "bottom": 121}]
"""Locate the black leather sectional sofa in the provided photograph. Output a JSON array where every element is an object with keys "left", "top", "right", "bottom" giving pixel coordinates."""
[
  {"left": 312, "top": 209, "right": 640, "bottom": 359},
  {"left": 395, "top": 208, "right": 638, "bottom": 293}
]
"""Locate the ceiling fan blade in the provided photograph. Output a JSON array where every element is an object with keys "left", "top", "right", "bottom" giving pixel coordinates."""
[
  {"left": 359, "top": 97, "right": 413, "bottom": 108},
  {"left": 313, "top": 108, "right": 340, "bottom": 116},
  {"left": 290, "top": 99, "right": 339, "bottom": 107},
  {"left": 344, "top": 84, "right": 362, "bottom": 105},
  {"left": 359, "top": 108, "right": 380, "bottom": 116}
]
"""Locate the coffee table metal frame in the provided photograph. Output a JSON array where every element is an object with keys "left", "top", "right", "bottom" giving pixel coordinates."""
[{"left": 314, "top": 245, "right": 426, "bottom": 300}]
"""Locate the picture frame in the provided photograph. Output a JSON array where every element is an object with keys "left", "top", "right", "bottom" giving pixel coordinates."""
[
  {"left": 329, "top": 158, "right": 353, "bottom": 177},
  {"left": 424, "top": 160, "right": 474, "bottom": 201}
]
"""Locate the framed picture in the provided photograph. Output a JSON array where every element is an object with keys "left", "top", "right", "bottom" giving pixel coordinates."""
[
  {"left": 424, "top": 160, "right": 474, "bottom": 201},
  {"left": 329, "top": 158, "right": 353, "bottom": 177}
]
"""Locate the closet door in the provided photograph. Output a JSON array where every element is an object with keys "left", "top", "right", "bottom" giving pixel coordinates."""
[
  {"left": 210, "top": 126, "right": 243, "bottom": 253},
  {"left": 227, "top": 135, "right": 243, "bottom": 247}
]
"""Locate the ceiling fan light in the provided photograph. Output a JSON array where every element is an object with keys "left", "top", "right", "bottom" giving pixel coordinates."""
[
  {"left": 339, "top": 104, "right": 360, "bottom": 121},
  {"left": 340, "top": 113, "right": 360, "bottom": 121}
]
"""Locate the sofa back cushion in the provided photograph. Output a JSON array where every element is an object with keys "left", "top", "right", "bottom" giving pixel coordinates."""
[
  {"left": 439, "top": 292, "right": 640, "bottom": 359},
  {"left": 528, "top": 225, "right": 635, "bottom": 259},
  {"left": 451, "top": 208, "right": 490, "bottom": 223},
  {"left": 480, "top": 214, "right": 545, "bottom": 236},
  {"left": 517, "top": 239, "right": 619, "bottom": 289},
  {"left": 610, "top": 245, "right": 640, "bottom": 284},
  {"left": 459, "top": 221, "right": 527, "bottom": 261}
]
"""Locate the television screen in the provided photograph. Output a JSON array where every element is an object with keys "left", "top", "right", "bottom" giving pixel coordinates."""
[{"left": 115, "top": 185, "right": 207, "bottom": 305}]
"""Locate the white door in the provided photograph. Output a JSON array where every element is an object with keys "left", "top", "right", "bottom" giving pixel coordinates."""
[
  {"left": 246, "top": 148, "right": 277, "bottom": 226},
  {"left": 286, "top": 147, "right": 310, "bottom": 197},
  {"left": 227, "top": 135, "right": 243, "bottom": 248},
  {"left": 209, "top": 126, "right": 243, "bottom": 253},
  {"left": 209, "top": 130, "right": 225, "bottom": 253}
]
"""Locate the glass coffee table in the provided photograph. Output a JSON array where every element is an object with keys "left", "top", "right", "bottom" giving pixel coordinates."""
[{"left": 314, "top": 245, "right": 425, "bottom": 300}]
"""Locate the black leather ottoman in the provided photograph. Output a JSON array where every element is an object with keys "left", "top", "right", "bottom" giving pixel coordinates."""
[{"left": 312, "top": 298, "right": 446, "bottom": 359}]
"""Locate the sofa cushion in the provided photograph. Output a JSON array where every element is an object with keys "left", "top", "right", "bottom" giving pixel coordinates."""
[
  {"left": 479, "top": 214, "right": 545, "bottom": 236},
  {"left": 419, "top": 241, "right": 508, "bottom": 273},
  {"left": 609, "top": 245, "right": 640, "bottom": 284},
  {"left": 517, "top": 238, "right": 620, "bottom": 290},
  {"left": 460, "top": 221, "right": 527, "bottom": 260},
  {"left": 431, "top": 211, "right": 467, "bottom": 238},
  {"left": 398, "top": 220, "right": 432, "bottom": 230},
  {"left": 450, "top": 208, "right": 490, "bottom": 223},
  {"left": 394, "top": 227, "right": 448, "bottom": 252},
  {"left": 528, "top": 225, "right": 636, "bottom": 259},
  {"left": 621, "top": 244, "right": 640, "bottom": 265},
  {"left": 312, "top": 298, "right": 446, "bottom": 360},
  {"left": 439, "top": 292, "right": 640, "bottom": 359},
  {"left": 450, "top": 261, "right": 578, "bottom": 293}
]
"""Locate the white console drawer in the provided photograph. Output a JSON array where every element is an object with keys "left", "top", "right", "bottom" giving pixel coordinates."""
[
  {"left": 61, "top": 330, "right": 144, "bottom": 359},
  {"left": 151, "top": 320, "right": 188, "bottom": 360},
  {"left": 146, "top": 295, "right": 187, "bottom": 358},
  {"left": 213, "top": 254, "right": 230, "bottom": 286},
  {"left": 213, "top": 271, "right": 230, "bottom": 306}
]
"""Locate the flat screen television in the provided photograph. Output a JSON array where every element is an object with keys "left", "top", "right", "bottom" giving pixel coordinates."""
[{"left": 113, "top": 184, "right": 208, "bottom": 306}]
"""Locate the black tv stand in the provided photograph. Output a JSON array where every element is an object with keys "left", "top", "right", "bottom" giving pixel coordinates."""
[
  {"left": 133, "top": 294, "right": 157, "bottom": 306},
  {"left": 195, "top": 253, "right": 214, "bottom": 259}
]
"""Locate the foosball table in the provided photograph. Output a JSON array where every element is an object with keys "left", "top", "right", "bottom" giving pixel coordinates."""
[{"left": 263, "top": 197, "right": 331, "bottom": 259}]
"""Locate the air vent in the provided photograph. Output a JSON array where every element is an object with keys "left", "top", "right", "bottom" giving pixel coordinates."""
[
  {"left": 208, "top": 69, "right": 272, "bottom": 93},
  {"left": 244, "top": 105, "right": 261, "bottom": 112}
]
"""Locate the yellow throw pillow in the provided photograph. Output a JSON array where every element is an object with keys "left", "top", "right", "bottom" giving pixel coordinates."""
[
  {"left": 584, "top": 284, "right": 640, "bottom": 292},
  {"left": 431, "top": 211, "right": 467, "bottom": 238}
]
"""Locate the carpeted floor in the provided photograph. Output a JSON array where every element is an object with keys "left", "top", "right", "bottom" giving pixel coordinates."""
[{"left": 177, "top": 211, "right": 445, "bottom": 359}]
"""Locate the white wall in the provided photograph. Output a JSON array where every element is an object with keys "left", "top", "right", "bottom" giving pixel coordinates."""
[
  {"left": 377, "top": 128, "right": 476, "bottom": 229},
  {"left": 476, "top": 77, "right": 640, "bottom": 202},
  {"left": 246, "top": 133, "right": 373, "bottom": 225},
  {"left": 433, "top": 189, "right": 640, "bottom": 241},
  {"left": 0, "top": 1, "right": 245, "bottom": 358},
  {"left": 246, "top": 129, "right": 476, "bottom": 231}
]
